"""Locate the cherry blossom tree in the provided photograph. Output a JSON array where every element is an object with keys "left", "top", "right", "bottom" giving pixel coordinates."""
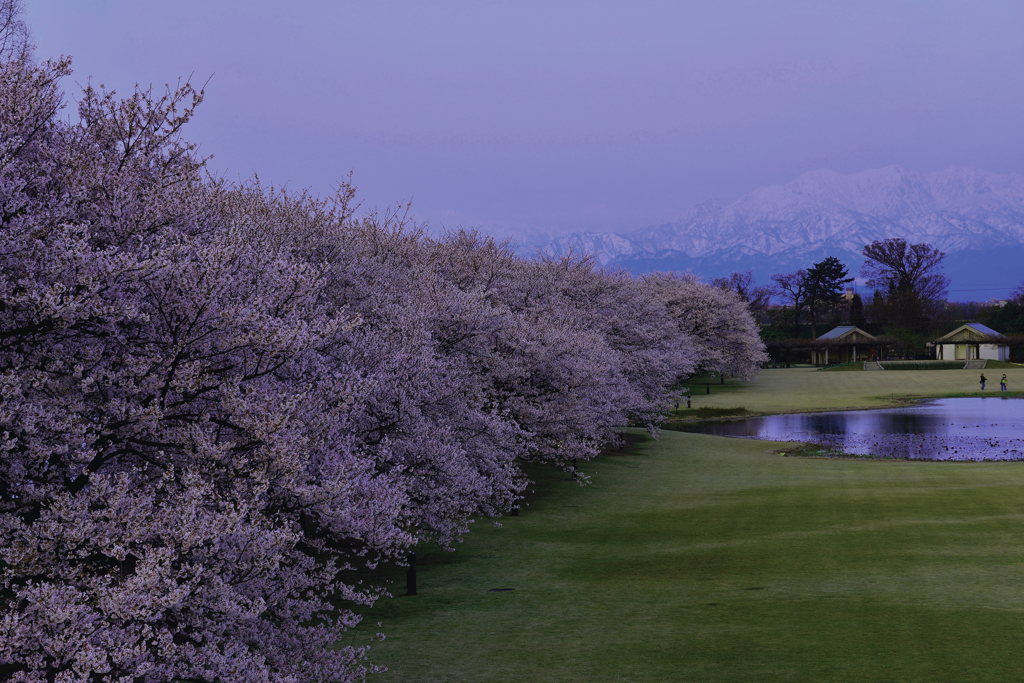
[
  {"left": 424, "top": 233, "right": 696, "bottom": 468},
  {"left": 642, "top": 273, "right": 768, "bottom": 380},
  {"left": 0, "top": 51, "right": 403, "bottom": 681},
  {"left": 0, "top": 18, "right": 767, "bottom": 679},
  {"left": 0, "top": 0, "right": 26, "bottom": 61}
]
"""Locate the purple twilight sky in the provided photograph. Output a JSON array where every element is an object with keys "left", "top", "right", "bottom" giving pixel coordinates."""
[{"left": 27, "top": 1, "right": 1024, "bottom": 241}]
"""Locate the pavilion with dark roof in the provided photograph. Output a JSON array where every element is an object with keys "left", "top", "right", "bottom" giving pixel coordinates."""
[
  {"left": 811, "top": 325, "right": 882, "bottom": 366},
  {"left": 932, "top": 322, "right": 1009, "bottom": 362}
]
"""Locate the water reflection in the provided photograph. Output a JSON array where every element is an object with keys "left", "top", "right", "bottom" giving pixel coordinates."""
[{"left": 683, "top": 398, "right": 1024, "bottom": 461}]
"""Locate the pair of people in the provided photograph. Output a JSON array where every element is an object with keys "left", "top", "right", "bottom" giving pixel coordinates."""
[{"left": 980, "top": 373, "right": 1009, "bottom": 391}]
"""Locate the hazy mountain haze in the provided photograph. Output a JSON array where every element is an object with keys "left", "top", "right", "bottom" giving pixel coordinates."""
[
  {"left": 534, "top": 166, "right": 1024, "bottom": 299},
  {"left": 25, "top": 1, "right": 1024, "bottom": 242}
]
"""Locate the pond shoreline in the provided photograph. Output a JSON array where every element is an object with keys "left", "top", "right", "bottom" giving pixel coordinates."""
[
  {"left": 771, "top": 442, "right": 1024, "bottom": 464},
  {"left": 665, "top": 390, "right": 1024, "bottom": 427},
  {"left": 674, "top": 396, "right": 1024, "bottom": 462}
]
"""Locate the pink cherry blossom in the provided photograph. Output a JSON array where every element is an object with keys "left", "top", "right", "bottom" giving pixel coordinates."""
[{"left": 0, "top": 22, "right": 766, "bottom": 680}]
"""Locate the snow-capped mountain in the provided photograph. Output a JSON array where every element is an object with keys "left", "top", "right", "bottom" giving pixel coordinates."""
[{"left": 532, "top": 166, "right": 1024, "bottom": 298}]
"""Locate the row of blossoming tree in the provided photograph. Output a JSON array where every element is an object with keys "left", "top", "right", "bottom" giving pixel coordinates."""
[{"left": 0, "top": 34, "right": 766, "bottom": 682}]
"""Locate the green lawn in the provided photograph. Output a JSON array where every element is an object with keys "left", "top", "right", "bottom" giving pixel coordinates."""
[
  {"left": 357, "top": 369, "right": 1024, "bottom": 681},
  {"left": 682, "top": 365, "right": 1024, "bottom": 414}
]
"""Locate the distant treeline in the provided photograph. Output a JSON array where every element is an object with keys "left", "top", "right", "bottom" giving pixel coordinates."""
[{"left": 713, "top": 250, "right": 1024, "bottom": 360}]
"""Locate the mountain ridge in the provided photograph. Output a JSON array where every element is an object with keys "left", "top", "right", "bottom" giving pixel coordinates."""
[{"left": 530, "top": 166, "right": 1024, "bottom": 299}]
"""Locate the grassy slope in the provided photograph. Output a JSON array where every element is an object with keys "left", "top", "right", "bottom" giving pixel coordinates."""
[{"left": 359, "top": 370, "right": 1024, "bottom": 681}]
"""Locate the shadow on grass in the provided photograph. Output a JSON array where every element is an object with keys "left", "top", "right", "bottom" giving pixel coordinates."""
[
  {"left": 817, "top": 362, "right": 864, "bottom": 371},
  {"left": 348, "top": 430, "right": 658, "bottom": 611}
]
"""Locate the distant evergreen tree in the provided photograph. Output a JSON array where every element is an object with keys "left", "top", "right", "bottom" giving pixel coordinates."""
[
  {"left": 849, "top": 292, "right": 867, "bottom": 329},
  {"left": 870, "top": 290, "right": 885, "bottom": 318},
  {"left": 803, "top": 256, "right": 853, "bottom": 337},
  {"left": 979, "top": 284, "right": 1024, "bottom": 336}
]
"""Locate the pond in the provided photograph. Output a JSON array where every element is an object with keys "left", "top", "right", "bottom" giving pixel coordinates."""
[{"left": 680, "top": 397, "right": 1024, "bottom": 461}]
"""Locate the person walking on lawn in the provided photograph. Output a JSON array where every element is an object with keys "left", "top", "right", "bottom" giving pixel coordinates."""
[
  {"left": 1000, "top": 374, "right": 1007, "bottom": 391},
  {"left": 980, "top": 373, "right": 987, "bottom": 391}
]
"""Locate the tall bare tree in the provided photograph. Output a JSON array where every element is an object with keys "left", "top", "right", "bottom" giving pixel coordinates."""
[
  {"left": 862, "top": 238, "right": 948, "bottom": 354},
  {"left": 862, "top": 238, "right": 948, "bottom": 302},
  {"left": 771, "top": 269, "right": 808, "bottom": 338},
  {"left": 712, "top": 270, "right": 772, "bottom": 319}
]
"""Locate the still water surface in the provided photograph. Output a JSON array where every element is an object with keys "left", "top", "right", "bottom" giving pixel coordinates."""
[{"left": 682, "top": 398, "right": 1024, "bottom": 460}]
